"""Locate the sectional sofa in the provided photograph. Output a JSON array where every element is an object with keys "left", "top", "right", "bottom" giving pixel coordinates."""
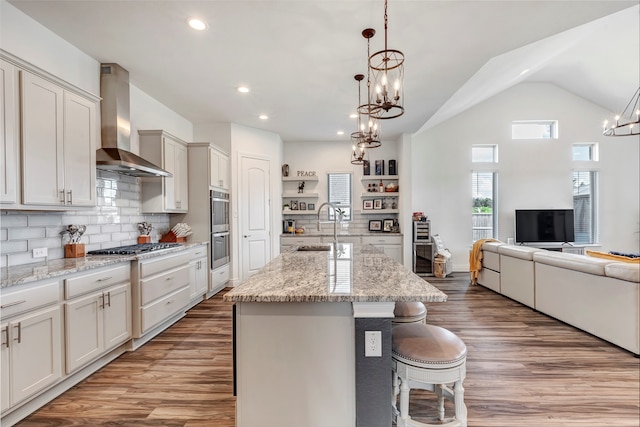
[{"left": 477, "top": 242, "right": 639, "bottom": 355}]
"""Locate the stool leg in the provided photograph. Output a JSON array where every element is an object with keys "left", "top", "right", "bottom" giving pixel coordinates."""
[
  {"left": 435, "top": 383, "right": 445, "bottom": 421},
  {"left": 398, "top": 376, "right": 410, "bottom": 426},
  {"left": 453, "top": 379, "right": 467, "bottom": 427},
  {"left": 392, "top": 370, "right": 399, "bottom": 415}
]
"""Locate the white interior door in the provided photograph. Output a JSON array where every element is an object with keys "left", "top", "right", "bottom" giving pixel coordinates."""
[{"left": 240, "top": 155, "right": 271, "bottom": 280}]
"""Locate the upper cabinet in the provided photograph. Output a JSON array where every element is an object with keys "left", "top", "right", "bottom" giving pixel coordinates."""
[
  {"left": 209, "top": 146, "right": 229, "bottom": 191},
  {"left": 1, "top": 52, "right": 99, "bottom": 210},
  {"left": 0, "top": 59, "right": 19, "bottom": 205},
  {"left": 139, "top": 130, "right": 189, "bottom": 213}
]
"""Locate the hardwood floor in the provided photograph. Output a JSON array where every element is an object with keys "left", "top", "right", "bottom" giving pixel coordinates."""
[{"left": 16, "top": 278, "right": 640, "bottom": 427}]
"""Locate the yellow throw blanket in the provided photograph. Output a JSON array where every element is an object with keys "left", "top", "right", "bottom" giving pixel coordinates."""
[{"left": 469, "top": 238, "right": 500, "bottom": 285}]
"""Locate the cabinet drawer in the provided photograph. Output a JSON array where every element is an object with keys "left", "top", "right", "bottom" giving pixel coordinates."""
[
  {"left": 190, "top": 246, "right": 208, "bottom": 261},
  {"left": 323, "top": 236, "right": 361, "bottom": 244},
  {"left": 140, "top": 286, "right": 189, "bottom": 334},
  {"left": 212, "top": 264, "right": 230, "bottom": 287},
  {"left": 281, "top": 237, "right": 322, "bottom": 246},
  {"left": 362, "top": 235, "right": 402, "bottom": 245},
  {"left": 140, "top": 265, "right": 189, "bottom": 305},
  {"left": 1, "top": 280, "right": 59, "bottom": 319},
  {"left": 64, "top": 264, "right": 130, "bottom": 299},
  {"left": 482, "top": 251, "right": 500, "bottom": 272},
  {"left": 139, "top": 252, "right": 190, "bottom": 278}
]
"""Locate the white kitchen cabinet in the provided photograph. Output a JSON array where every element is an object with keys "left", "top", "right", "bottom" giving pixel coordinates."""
[
  {"left": 64, "top": 264, "right": 131, "bottom": 374},
  {"left": 189, "top": 246, "right": 208, "bottom": 301},
  {"left": 0, "top": 58, "right": 19, "bottom": 205},
  {"left": 0, "top": 295, "right": 62, "bottom": 409},
  {"left": 132, "top": 251, "right": 191, "bottom": 341},
  {"left": 210, "top": 146, "right": 230, "bottom": 191},
  {"left": 1, "top": 321, "right": 9, "bottom": 412},
  {"left": 139, "top": 130, "right": 189, "bottom": 213},
  {"left": 21, "top": 71, "right": 97, "bottom": 208},
  {"left": 362, "top": 235, "right": 403, "bottom": 263}
]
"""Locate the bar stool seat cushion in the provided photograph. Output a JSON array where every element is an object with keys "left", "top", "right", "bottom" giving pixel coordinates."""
[
  {"left": 392, "top": 323, "right": 466, "bottom": 369},
  {"left": 394, "top": 301, "right": 427, "bottom": 323}
]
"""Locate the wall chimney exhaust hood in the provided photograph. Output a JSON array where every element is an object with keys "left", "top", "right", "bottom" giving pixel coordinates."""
[{"left": 96, "top": 63, "right": 171, "bottom": 177}]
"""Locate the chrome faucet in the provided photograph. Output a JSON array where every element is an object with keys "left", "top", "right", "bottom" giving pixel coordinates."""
[{"left": 317, "top": 202, "right": 338, "bottom": 243}]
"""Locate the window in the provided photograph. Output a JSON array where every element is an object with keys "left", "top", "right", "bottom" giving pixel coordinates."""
[
  {"left": 327, "top": 173, "right": 352, "bottom": 221},
  {"left": 472, "top": 172, "right": 497, "bottom": 241},
  {"left": 573, "top": 171, "right": 598, "bottom": 244},
  {"left": 472, "top": 145, "right": 498, "bottom": 163},
  {"left": 512, "top": 120, "right": 558, "bottom": 139},
  {"left": 572, "top": 143, "right": 598, "bottom": 161}
]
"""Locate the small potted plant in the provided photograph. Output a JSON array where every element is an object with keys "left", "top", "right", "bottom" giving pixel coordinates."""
[{"left": 283, "top": 203, "right": 291, "bottom": 212}]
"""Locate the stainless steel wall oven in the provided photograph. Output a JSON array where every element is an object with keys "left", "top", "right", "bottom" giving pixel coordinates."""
[{"left": 210, "top": 190, "right": 230, "bottom": 269}]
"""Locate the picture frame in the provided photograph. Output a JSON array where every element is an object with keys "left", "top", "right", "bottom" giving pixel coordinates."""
[
  {"left": 299, "top": 201, "right": 306, "bottom": 210},
  {"left": 363, "top": 200, "right": 373, "bottom": 210},
  {"left": 383, "top": 219, "right": 394, "bottom": 232},
  {"left": 375, "top": 159, "right": 385, "bottom": 175},
  {"left": 373, "top": 199, "right": 383, "bottom": 210},
  {"left": 369, "top": 220, "right": 382, "bottom": 232},
  {"left": 308, "top": 203, "right": 315, "bottom": 211},
  {"left": 290, "top": 200, "right": 298, "bottom": 210}
]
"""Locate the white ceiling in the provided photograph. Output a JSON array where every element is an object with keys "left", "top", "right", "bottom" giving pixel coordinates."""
[{"left": 7, "top": 0, "right": 640, "bottom": 142}]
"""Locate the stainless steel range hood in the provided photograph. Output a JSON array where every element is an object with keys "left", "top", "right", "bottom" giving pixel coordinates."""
[{"left": 96, "top": 63, "right": 171, "bottom": 177}]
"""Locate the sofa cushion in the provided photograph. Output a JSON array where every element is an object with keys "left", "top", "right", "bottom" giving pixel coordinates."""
[
  {"left": 481, "top": 241, "right": 503, "bottom": 253},
  {"left": 533, "top": 250, "right": 611, "bottom": 275},
  {"left": 605, "top": 262, "right": 640, "bottom": 283},
  {"left": 586, "top": 250, "right": 640, "bottom": 263},
  {"left": 498, "top": 245, "right": 543, "bottom": 260}
]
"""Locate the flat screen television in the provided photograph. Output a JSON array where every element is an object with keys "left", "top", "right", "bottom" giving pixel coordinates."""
[{"left": 515, "top": 209, "right": 575, "bottom": 244}]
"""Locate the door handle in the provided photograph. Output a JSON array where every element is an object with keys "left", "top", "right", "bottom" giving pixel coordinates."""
[
  {"left": 1, "top": 326, "right": 8, "bottom": 348},
  {"left": 67, "top": 189, "right": 73, "bottom": 204},
  {"left": 244, "top": 235, "right": 251, "bottom": 238}
]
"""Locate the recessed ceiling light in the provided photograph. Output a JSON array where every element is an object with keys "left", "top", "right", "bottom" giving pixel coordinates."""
[
  {"left": 187, "top": 17, "right": 207, "bottom": 31},
  {"left": 259, "top": 115, "right": 268, "bottom": 120},
  {"left": 337, "top": 131, "right": 344, "bottom": 136},
  {"left": 237, "top": 86, "right": 250, "bottom": 93},
  {"left": 349, "top": 113, "right": 358, "bottom": 119}
]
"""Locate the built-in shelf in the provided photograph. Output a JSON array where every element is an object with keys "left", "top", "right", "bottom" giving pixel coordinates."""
[
  {"left": 361, "top": 209, "right": 400, "bottom": 215},
  {"left": 361, "top": 175, "right": 398, "bottom": 181},
  {"left": 282, "top": 175, "right": 319, "bottom": 182},
  {"left": 282, "top": 192, "right": 319, "bottom": 199},
  {"left": 282, "top": 210, "right": 318, "bottom": 215},
  {"left": 361, "top": 192, "right": 399, "bottom": 198}
]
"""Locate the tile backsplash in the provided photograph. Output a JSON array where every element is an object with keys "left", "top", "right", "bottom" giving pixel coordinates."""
[{"left": 0, "top": 171, "right": 170, "bottom": 267}]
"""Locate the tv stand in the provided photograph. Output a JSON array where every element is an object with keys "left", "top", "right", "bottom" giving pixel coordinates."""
[{"left": 521, "top": 243, "right": 589, "bottom": 255}]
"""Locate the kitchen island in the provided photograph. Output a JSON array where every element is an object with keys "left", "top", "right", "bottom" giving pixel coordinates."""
[{"left": 224, "top": 242, "right": 447, "bottom": 427}]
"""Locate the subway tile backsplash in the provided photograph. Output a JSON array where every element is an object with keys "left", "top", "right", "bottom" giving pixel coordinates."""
[{"left": 0, "top": 171, "right": 170, "bottom": 268}]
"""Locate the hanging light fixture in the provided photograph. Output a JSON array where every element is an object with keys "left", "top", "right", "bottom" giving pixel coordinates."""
[
  {"left": 603, "top": 87, "right": 640, "bottom": 137},
  {"left": 351, "top": 74, "right": 370, "bottom": 165},
  {"left": 357, "top": 28, "right": 382, "bottom": 149},
  {"left": 368, "top": 0, "right": 404, "bottom": 120}
]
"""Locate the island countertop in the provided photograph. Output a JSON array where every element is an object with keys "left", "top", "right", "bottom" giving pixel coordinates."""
[{"left": 224, "top": 243, "right": 447, "bottom": 303}]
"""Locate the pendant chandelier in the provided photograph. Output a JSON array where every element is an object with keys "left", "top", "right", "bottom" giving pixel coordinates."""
[
  {"left": 603, "top": 87, "right": 640, "bottom": 137},
  {"left": 356, "top": 28, "right": 382, "bottom": 149},
  {"left": 350, "top": 74, "right": 370, "bottom": 165},
  {"left": 368, "top": 0, "right": 404, "bottom": 120}
]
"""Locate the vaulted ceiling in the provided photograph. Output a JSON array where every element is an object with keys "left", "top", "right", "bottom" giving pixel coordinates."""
[{"left": 6, "top": 0, "right": 639, "bottom": 142}]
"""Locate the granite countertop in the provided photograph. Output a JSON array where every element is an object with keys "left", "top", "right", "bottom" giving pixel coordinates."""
[
  {"left": 281, "top": 232, "right": 403, "bottom": 237},
  {"left": 1, "top": 242, "right": 207, "bottom": 289},
  {"left": 224, "top": 243, "right": 446, "bottom": 303}
]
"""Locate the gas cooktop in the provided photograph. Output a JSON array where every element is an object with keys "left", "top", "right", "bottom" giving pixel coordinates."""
[{"left": 87, "top": 243, "right": 182, "bottom": 255}]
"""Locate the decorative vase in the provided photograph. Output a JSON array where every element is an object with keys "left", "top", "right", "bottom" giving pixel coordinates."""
[{"left": 282, "top": 164, "right": 289, "bottom": 177}]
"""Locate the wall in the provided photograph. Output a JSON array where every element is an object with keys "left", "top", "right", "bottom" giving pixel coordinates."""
[{"left": 412, "top": 82, "right": 640, "bottom": 270}]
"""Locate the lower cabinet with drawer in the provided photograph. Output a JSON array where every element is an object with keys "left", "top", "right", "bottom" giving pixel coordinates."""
[
  {"left": 64, "top": 264, "right": 131, "bottom": 374},
  {"left": 1, "top": 280, "right": 62, "bottom": 413},
  {"left": 362, "top": 235, "right": 403, "bottom": 263},
  {"left": 189, "top": 246, "right": 208, "bottom": 303},
  {"left": 132, "top": 251, "right": 191, "bottom": 345}
]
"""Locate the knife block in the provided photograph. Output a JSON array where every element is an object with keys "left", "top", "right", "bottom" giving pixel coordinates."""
[
  {"left": 159, "top": 230, "right": 186, "bottom": 243},
  {"left": 65, "top": 243, "right": 85, "bottom": 258}
]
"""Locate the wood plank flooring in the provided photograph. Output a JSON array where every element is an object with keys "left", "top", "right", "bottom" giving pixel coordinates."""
[{"left": 15, "top": 277, "right": 640, "bottom": 427}]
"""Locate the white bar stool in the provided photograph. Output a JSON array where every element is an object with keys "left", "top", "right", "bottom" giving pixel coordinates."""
[
  {"left": 392, "top": 323, "right": 468, "bottom": 427},
  {"left": 393, "top": 301, "right": 427, "bottom": 325}
]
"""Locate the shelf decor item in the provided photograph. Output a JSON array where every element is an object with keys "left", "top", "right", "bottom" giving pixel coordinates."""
[
  {"left": 373, "top": 199, "right": 383, "bottom": 209},
  {"left": 369, "top": 220, "right": 382, "bottom": 231},
  {"left": 375, "top": 160, "right": 384, "bottom": 175},
  {"left": 363, "top": 200, "right": 374, "bottom": 210},
  {"left": 308, "top": 203, "right": 315, "bottom": 211},
  {"left": 383, "top": 219, "right": 394, "bottom": 232},
  {"left": 60, "top": 224, "right": 86, "bottom": 258},
  {"left": 299, "top": 201, "right": 306, "bottom": 210}
]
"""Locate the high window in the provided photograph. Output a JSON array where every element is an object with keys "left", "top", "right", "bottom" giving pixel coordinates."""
[
  {"left": 472, "top": 144, "right": 498, "bottom": 163},
  {"left": 327, "top": 172, "right": 352, "bottom": 221},
  {"left": 472, "top": 171, "right": 497, "bottom": 241},
  {"left": 573, "top": 171, "right": 598, "bottom": 244},
  {"left": 572, "top": 143, "right": 599, "bottom": 161},
  {"left": 512, "top": 120, "right": 558, "bottom": 139}
]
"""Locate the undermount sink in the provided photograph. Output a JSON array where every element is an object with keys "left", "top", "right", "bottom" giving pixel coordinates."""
[{"left": 296, "top": 245, "right": 332, "bottom": 251}]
